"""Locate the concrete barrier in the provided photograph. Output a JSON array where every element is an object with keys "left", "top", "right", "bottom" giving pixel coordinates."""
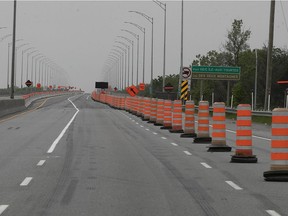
[{"left": 0, "top": 98, "right": 26, "bottom": 118}]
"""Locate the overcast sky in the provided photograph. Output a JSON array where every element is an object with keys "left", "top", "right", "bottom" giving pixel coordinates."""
[{"left": 0, "top": 0, "right": 288, "bottom": 92}]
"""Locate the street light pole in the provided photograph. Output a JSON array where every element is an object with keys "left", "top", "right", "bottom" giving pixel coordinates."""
[
  {"left": 112, "top": 49, "right": 124, "bottom": 89},
  {"left": 10, "top": 0, "right": 17, "bottom": 99},
  {"left": 153, "top": 0, "right": 167, "bottom": 92},
  {"left": 121, "top": 29, "right": 139, "bottom": 86},
  {"left": 125, "top": 22, "right": 146, "bottom": 85},
  {"left": 129, "top": 11, "right": 153, "bottom": 95},
  {"left": 117, "top": 36, "right": 134, "bottom": 85},
  {"left": 179, "top": 0, "right": 184, "bottom": 99},
  {"left": 114, "top": 45, "right": 127, "bottom": 89},
  {"left": 115, "top": 41, "right": 130, "bottom": 87}
]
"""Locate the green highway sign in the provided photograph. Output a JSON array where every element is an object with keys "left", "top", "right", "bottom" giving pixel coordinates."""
[{"left": 191, "top": 66, "right": 241, "bottom": 80}]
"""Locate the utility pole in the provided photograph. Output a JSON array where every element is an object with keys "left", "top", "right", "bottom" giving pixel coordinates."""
[
  {"left": 264, "top": 0, "right": 275, "bottom": 110},
  {"left": 10, "top": 0, "right": 17, "bottom": 99}
]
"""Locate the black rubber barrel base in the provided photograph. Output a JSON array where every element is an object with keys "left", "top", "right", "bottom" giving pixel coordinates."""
[
  {"left": 169, "top": 129, "right": 184, "bottom": 133},
  {"left": 148, "top": 120, "right": 156, "bottom": 124},
  {"left": 180, "top": 133, "right": 197, "bottom": 138},
  {"left": 193, "top": 137, "right": 212, "bottom": 144},
  {"left": 141, "top": 118, "right": 149, "bottom": 121},
  {"left": 160, "top": 126, "right": 172, "bottom": 130},
  {"left": 230, "top": 155, "right": 257, "bottom": 163},
  {"left": 264, "top": 170, "right": 288, "bottom": 181},
  {"left": 207, "top": 145, "right": 232, "bottom": 152},
  {"left": 154, "top": 123, "right": 163, "bottom": 126}
]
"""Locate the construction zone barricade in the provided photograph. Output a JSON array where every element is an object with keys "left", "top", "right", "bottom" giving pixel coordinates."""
[
  {"left": 264, "top": 108, "right": 288, "bottom": 181},
  {"left": 231, "top": 104, "right": 257, "bottom": 163},
  {"left": 161, "top": 100, "right": 172, "bottom": 130},
  {"left": 193, "top": 101, "right": 212, "bottom": 143},
  {"left": 142, "top": 98, "right": 151, "bottom": 121},
  {"left": 207, "top": 102, "right": 231, "bottom": 152},
  {"left": 154, "top": 99, "right": 164, "bottom": 126},
  {"left": 148, "top": 98, "right": 157, "bottom": 123},
  {"left": 169, "top": 100, "right": 184, "bottom": 133},
  {"left": 181, "top": 100, "right": 197, "bottom": 138},
  {"left": 136, "top": 97, "right": 143, "bottom": 117}
]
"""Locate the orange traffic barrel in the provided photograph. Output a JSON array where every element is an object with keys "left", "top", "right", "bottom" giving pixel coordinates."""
[
  {"left": 161, "top": 99, "right": 172, "bottom": 130},
  {"left": 155, "top": 99, "right": 164, "bottom": 126},
  {"left": 149, "top": 98, "right": 157, "bottom": 123},
  {"left": 194, "top": 101, "right": 212, "bottom": 143},
  {"left": 136, "top": 97, "right": 143, "bottom": 117},
  {"left": 142, "top": 97, "right": 151, "bottom": 121},
  {"left": 207, "top": 102, "right": 231, "bottom": 152},
  {"left": 231, "top": 104, "right": 257, "bottom": 163},
  {"left": 169, "top": 100, "right": 184, "bottom": 133},
  {"left": 264, "top": 108, "right": 288, "bottom": 181},
  {"left": 181, "top": 100, "right": 197, "bottom": 138}
]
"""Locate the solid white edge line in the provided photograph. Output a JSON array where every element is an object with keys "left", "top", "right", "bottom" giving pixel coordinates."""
[
  {"left": 184, "top": 151, "right": 192, "bottom": 156},
  {"left": 0, "top": 205, "right": 9, "bottom": 215},
  {"left": 201, "top": 162, "right": 212, "bottom": 169},
  {"left": 226, "top": 129, "right": 271, "bottom": 141},
  {"left": 37, "top": 160, "right": 46, "bottom": 166},
  {"left": 20, "top": 177, "right": 33, "bottom": 186},
  {"left": 47, "top": 96, "right": 80, "bottom": 154},
  {"left": 266, "top": 210, "right": 282, "bottom": 216},
  {"left": 171, "top": 142, "right": 178, "bottom": 146},
  {"left": 225, "top": 181, "right": 243, "bottom": 190}
]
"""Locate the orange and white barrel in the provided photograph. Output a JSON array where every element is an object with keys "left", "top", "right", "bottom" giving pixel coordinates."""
[
  {"left": 137, "top": 97, "right": 143, "bottom": 117},
  {"left": 181, "top": 100, "right": 197, "bottom": 138},
  {"left": 264, "top": 108, "right": 288, "bottom": 181},
  {"left": 169, "top": 100, "right": 184, "bottom": 133},
  {"left": 161, "top": 100, "right": 172, "bottom": 130},
  {"left": 149, "top": 98, "right": 157, "bottom": 123},
  {"left": 231, "top": 104, "right": 257, "bottom": 163},
  {"left": 155, "top": 99, "right": 164, "bottom": 126},
  {"left": 207, "top": 102, "right": 231, "bottom": 151},
  {"left": 194, "top": 101, "right": 212, "bottom": 143},
  {"left": 143, "top": 98, "right": 151, "bottom": 121}
]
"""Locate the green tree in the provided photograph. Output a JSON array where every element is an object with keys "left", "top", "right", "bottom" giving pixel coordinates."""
[{"left": 224, "top": 19, "right": 251, "bottom": 66}]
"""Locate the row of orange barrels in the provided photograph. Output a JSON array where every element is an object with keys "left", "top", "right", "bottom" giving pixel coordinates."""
[{"left": 91, "top": 92, "right": 288, "bottom": 182}]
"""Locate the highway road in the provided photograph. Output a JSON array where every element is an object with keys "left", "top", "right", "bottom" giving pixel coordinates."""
[{"left": 0, "top": 93, "right": 287, "bottom": 216}]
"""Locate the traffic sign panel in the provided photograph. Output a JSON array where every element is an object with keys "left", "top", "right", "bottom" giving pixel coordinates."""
[
  {"left": 182, "top": 67, "right": 191, "bottom": 80},
  {"left": 191, "top": 66, "right": 240, "bottom": 80},
  {"left": 25, "top": 80, "right": 33, "bottom": 87}
]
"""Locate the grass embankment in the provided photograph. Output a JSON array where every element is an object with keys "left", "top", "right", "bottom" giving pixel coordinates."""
[{"left": 225, "top": 112, "right": 272, "bottom": 125}]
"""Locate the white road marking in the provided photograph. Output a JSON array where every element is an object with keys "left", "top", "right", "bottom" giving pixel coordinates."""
[
  {"left": 161, "top": 137, "right": 167, "bottom": 140},
  {"left": 184, "top": 151, "right": 192, "bottom": 156},
  {"left": 86, "top": 96, "right": 89, "bottom": 100},
  {"left": 47, "top": 96, "right": 80, "bottom": 153},
  {"left": 153, "top": 132, "right": 158, "bottom": 135},
  {"left": 20, "top": 177, "right": 33, "bottom": 186},
  {"left": 0, "top": 205, "right": 9, "bottom": 215},
  {"left": 225, "top": 181, "right": 243, "bottom": 190},
  {"left": 201, "top": 162, "right": 212, "bottom": 169},
  {"left": 132, "top": 120, "right": 135, "bottom": 122},
  {"left": 171, "top": 142, "right": 178, "bottom": 146},
  {"left": 140, "top": 125, "right": 144, "bottom": 128},
  {"left": 146, "top": 128, "right": 150, "bottom": 131},
  {"left": 266, "top": 210, "right": 282, "bottom": 216},
  {"left": 136, "top": 122, "right": 139, "bottom": 125},
  {"left": 226, "top": 129, "right": 270, "bottom": 141},
  {"left": 37, "top": 160, "right": 46, "bottom": 166}
]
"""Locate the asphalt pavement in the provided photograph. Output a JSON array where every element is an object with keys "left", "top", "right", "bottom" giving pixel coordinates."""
[{"left": 0, "top": 93, "right": 286, "bottom": 216}]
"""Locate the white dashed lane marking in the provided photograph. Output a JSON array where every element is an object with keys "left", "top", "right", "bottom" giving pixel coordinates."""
[
  {"left": 20, "top": 177, "right": 33, "bottom": 186},
  {"left": 171, "top": 142, "right": 178, "bottom": 146},
  {"left": 201, "top": 162, "right": 212, "bottom": 169},
  {"left": 37, "top": 160, "right": 46, "bottom": 166},
  {"left": 266, "top": 210, "right": 282, "bottom": 216},
  {"left": 183, "top": 151, "right": 192, "bottom": 156},
  {"left": 0, "top": 205, "right": 9, "bottom": 215},
  {"left": 225, "top": 181, "right": 243, "bottom": 190}
]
